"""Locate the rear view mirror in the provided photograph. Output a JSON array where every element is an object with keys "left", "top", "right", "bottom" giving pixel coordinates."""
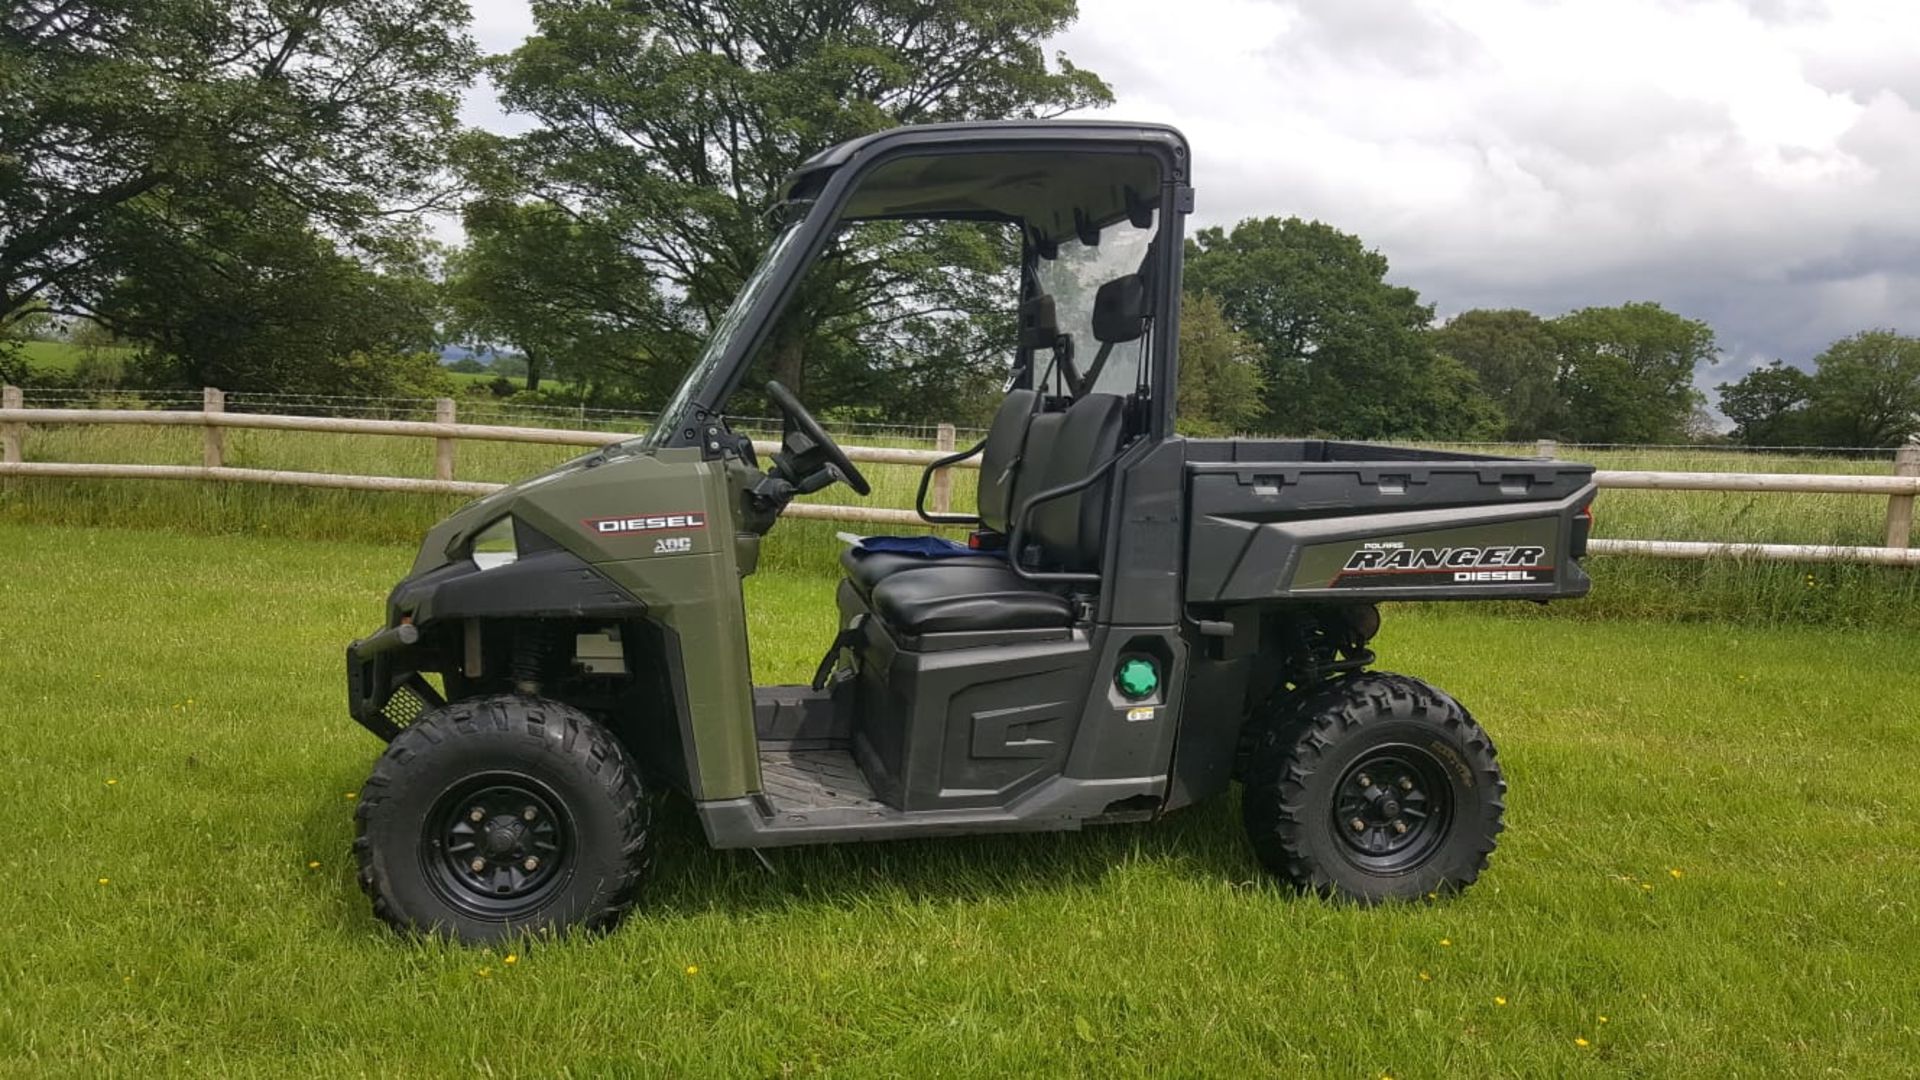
[
  {"left": 1019, "top": 294, "right": 1059, "bottom": 349},
  {"left": 1090, "top": 274, "right": 1149, "bottom": 343}
]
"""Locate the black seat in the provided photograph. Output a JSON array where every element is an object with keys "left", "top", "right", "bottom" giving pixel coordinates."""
[
  {"left": 861, "top": 393, "right": 1126, "bottom": 638},
  {"left": 839, "top": 284, "right": 1089, "bottom": 602},
  {"left": 870, "top": 565, "right": 1073, "bottom": 634},
  {"left": 840, "top": 547, "right": 1004, "bottom": 597},
  {"left": 840, "top": 386, "right": 1040, "bottom": 600}
]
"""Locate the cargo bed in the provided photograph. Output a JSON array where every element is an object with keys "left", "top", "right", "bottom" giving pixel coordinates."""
[{"left": 1182, "top": 439, "right": 1597, "bottom": 603}]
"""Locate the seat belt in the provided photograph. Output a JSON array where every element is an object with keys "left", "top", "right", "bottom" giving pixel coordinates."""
[{"left": 810, "top": 613, "right": 867, "bottom": 691}]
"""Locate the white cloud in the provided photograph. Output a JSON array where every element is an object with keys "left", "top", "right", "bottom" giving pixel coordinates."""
[
  {"left": 456, "top": 0, "right": 537, "bottom": 134},
  {"left": 462, "top": 0, "right": 1920, "bottom": 395},
  {"left": 1053, "top": 0, "right": 1920, "bottom": 395}
]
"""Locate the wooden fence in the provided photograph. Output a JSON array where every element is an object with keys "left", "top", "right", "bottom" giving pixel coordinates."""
[{"left": 3, "top": 387, "right": 1918, "bottom": 566}]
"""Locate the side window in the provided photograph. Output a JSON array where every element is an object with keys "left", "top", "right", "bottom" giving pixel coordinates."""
[
  {"left": 1032, "top": 212, "right": 1157, "bottom": 398},
  {"left": 740, "top": 217, "right": 1019, "bottom": 427}
]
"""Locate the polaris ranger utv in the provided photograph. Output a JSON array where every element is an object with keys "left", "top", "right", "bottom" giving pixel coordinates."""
[{"left": 347, "top": 121, "right": 1596, "bottom": 942}]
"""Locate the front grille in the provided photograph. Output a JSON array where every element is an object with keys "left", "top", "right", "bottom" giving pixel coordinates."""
[{"left": 380, "top": 675, "right": 443, "bottom": 732}]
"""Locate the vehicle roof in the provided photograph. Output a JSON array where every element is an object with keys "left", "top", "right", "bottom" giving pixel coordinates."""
[
  {"left": 777, "top": 120, "right": 1190, "bottom": 244},
  {"left": 787, "top": 119, "right": 1189, "bottom": 177}
]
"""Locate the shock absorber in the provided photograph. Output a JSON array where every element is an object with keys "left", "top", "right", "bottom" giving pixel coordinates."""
[{"left": 510, "top": 623, "right": 559, "bottom": 696}]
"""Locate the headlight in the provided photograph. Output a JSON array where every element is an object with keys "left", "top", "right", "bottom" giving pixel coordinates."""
[{"left": 470, "top": 516, "right": 518, "bottom": 570}]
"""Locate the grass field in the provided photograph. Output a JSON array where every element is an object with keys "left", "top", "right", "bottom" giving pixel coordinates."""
[
  {"left": 9, "top": 340, "right": 135, "bottom": 373},
  {"left": 5, "top": 413, "right": 1920, "bottom": 628},
  {"left": 1, "top": 521, "right": 1916, "bottom": 1075},
  {"left": 10, "top": 338, "right": 551, "bottom": 395}
]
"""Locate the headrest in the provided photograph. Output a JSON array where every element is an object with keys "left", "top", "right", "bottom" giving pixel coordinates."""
[
  {"left": 1019, "top": 293, "right": 1059, "bottom": 350},
  {"left": 1090, "top": 275, "right": 1148, "bottom": 344}
]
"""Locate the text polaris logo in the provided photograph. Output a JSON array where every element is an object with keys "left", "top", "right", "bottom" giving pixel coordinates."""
[{"left": 583, "top": 512, "right": 708, "bottom": 535}]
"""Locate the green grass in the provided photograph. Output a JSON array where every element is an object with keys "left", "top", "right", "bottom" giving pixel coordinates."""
[
  {"left": 9, "top": 340, "right": 555, "bottom": 394},
  {"left": 0, "top": 422, "right": 980, "bottom": 580},
  {"left": 5, "top": 419, "right": 1919, "bottom": 627},
  {"left": 1, "top": 520, "right": 1917, "bottom": 1075},
  {"left": 445, "top": 369, "right": 579, "bottom": 394},
  {"left": 11, "top": 339, "right": 135, "bottom": 373}
]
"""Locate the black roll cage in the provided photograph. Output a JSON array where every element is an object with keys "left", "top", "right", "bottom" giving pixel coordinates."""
[{"left": 654, "top": 120, "right": 1193, "bottom": 457}]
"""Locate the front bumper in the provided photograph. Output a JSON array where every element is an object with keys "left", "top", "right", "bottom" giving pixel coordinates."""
[{"left": 345, "top": 623, "right": 442, "bottom": 741}]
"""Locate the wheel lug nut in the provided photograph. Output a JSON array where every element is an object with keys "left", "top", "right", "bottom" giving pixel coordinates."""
[
  {"left": 1398, "top": 777, "right": 1414, "bottom": 792},
  {"left": 1392, "top": 820, "right": 1408, "bottom": 835},
  {"left": 1350, "top": 817, "right": 1366, "bottom": 832},
  {"left": 522, "top": 856, "right": 540, "bottom": 871},
  {"left": 469, "top": 857, "right": 487, "bottom": 872},
  {"left": 468, "top": 807, "right": 485, "bottom": 823},
  {"left": 1357, "top": 774, "right": 1372, "bottom": 788},
  {"left": 522, "top": 806, "right": 538, "bottom": 821}
]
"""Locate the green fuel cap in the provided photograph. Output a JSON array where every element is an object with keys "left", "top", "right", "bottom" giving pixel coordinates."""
[{"left": 1117, "top": 658, "right": 1158, "bottom": 699}]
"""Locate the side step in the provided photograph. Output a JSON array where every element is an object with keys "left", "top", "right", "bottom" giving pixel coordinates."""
[
  {"left": 708, "top": 683, "right": 1168, "bottom": 848},
  {"left": 758, "top": 749, "right": 884, "bottom": 814},
  {"left": 701, "top": 772, "right": 1167, "bottom": 849}
]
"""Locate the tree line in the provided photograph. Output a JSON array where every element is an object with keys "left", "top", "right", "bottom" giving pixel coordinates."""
[{"left": 4, "top": 1, "right": 1916, "bottom": 447}]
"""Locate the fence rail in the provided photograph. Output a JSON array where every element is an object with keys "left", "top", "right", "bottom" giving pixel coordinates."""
[{"left": 3, "top": 387, "right": 1917, "bottom": 565}]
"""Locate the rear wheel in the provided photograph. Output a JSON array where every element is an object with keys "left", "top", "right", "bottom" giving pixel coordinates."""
[
  {"left": 1241, "top": 672, "right": 1504, "bottom": 901},
  {"left": 354, "top": 695, "right": 651, "bottom": 943}
]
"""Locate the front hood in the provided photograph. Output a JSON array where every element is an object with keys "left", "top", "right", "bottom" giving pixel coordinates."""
[
  {"left": 406, "top": 444, "right": 722, "bottom": 578},
  {"left": 408, "top": 452, "right": 599, "bottom": 576}
]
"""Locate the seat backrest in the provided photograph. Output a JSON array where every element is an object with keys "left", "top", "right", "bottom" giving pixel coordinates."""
[
  {"left": 976, "top": 388, "right": 1038, "bottom": 532},
  {"left": 1025, "top": 393, "right": 1125, "bottom": 571}
]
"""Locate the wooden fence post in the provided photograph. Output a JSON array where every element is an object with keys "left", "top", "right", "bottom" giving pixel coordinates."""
[
  {"left": 932, "top": 422, "right": 956, "bottom": 514},
  {"left": 2, "top": 385, "right": 22, "bottom": 464},
  {"left": 434, "top": 398, "right": 457, "bottom": 481},
  {"left": 1886, "top": 444, "right": 1920, "bottom": 549},
  {"left": 1534, "top": 438, "right": 1557, "bottom": 459},
  {"left": 202, "top": 387, "right": 225, "bottom": 468}
]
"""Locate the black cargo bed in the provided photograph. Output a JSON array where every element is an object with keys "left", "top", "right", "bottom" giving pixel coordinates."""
[{"left": 1180, "top": 438, "right": 1597, "bottom": 604}]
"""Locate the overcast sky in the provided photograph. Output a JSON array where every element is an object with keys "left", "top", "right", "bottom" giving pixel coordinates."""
[{"left": 461, "top": 0, "right": 1920, "bottom": 401}]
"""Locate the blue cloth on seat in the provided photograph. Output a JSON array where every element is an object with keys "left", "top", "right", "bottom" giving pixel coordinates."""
[{"left": 852, "top": 535, "right": 995, "bottom": 559}]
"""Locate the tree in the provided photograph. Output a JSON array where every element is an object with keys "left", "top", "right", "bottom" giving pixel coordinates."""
[
  {"left": 2, "top": 302, "right": 56, "bottom": 342},
  {"left": 445, "top": 199, "right": 660, "bottom": 394},
  {"left": 0, "top": 301, "right": 53, "bottom": 384},
  {"left": 475, "top": 0, "right": 1110, "bottom": 411},
  {"left": 1430, "top": 309, "right": 1559, "bottom": 439},
  {"left": 1, "top": 0, "right": 475, "bottom": 374},
  {"left": 1175, "top": 293, "right": 1267, "bottom": 435},
  {"left": 1183, "top": 216, "right": 1486, "bottom": 439},
  {"left": 1548, "top": 303, "right": 1714, "bottom": 443},
  {"left": 95, "top": 194, "right": 448, "bottom": 392},
  {"left": 1804, "top": 331, "right": 1920, "bottom": 448},
  {"left": 1717, "top": 361, "right": 1813, "bottom": 446}
]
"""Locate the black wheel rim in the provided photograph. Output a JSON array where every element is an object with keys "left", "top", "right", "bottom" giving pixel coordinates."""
[
  {"left": 423, "top": 773, "right": 574, "bottom": 919},
  {"left": 1330, "top": 744, "right": 1455, "bottom": 873}
]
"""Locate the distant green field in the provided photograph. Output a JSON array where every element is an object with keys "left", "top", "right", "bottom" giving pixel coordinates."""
[
  {"left": 11, "top": 339, "right": 131, "bottom": 373},
  {"left": 7, "top": 341, "right": 552, "bottom": 394},
  {"left": 1, "top": 521, "right": 1915, "bottom": 1075},
  {"left": 445, "top": 368, "right": 563, "bottom": 390},
  {"left": 3, "top": 416, "right": 1916, "bottom": 628}
]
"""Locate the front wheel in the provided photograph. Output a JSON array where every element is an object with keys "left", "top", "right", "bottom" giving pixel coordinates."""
[
  {"left": 353, "top": 695, "right": 652, "bottom": 943},
  {"left": 1241, "top": 672, "right": 1504, "bottom": 902}
]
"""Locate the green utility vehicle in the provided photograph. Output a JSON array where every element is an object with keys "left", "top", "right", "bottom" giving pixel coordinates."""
[{"left": 346, "top": 121, "right": 1596, "bottom": 942}]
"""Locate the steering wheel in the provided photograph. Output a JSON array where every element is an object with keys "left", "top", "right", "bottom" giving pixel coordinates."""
[{"left": 764, "top": 380, "right": 871, "bottom": 497}]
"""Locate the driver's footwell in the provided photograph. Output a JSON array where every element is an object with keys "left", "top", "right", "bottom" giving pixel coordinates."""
[{"left": 758, "top": 749, "right": 883, "bottom": 813}]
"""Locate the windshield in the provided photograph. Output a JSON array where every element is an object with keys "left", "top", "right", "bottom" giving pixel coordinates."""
[{"left": 643, "top": 221, "right": 805, "bottom": 447}]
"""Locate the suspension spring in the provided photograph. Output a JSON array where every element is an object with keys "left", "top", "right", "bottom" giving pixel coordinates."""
[{"left": 510, "top": 624, "right": 560, "bottom": 695}]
